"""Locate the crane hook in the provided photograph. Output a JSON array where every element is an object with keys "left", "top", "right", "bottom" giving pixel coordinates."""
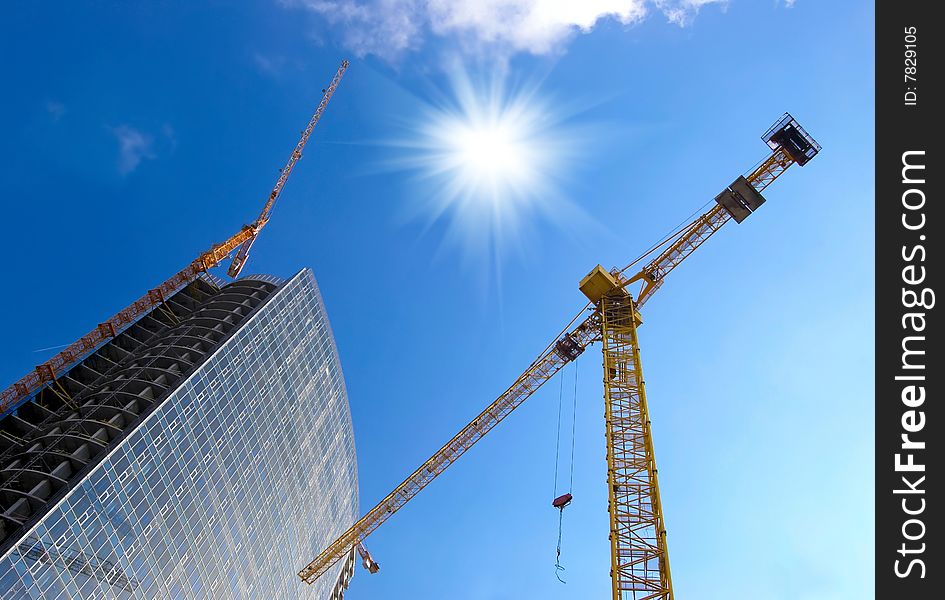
[{"left": 552, "top": 493, "right": 573, "bottom": 584}]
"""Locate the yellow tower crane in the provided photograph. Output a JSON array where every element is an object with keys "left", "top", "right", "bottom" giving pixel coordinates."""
[{"left": 299, "top": 113, "right": 820, "bottom": 599}]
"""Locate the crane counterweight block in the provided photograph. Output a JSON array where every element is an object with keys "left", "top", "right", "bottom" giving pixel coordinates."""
[
  {"left": 714, "top": 175, "right": 767, "bottom": 223},
  {"left": 763, "top": 112, "right": 821, "bottom": 166}
]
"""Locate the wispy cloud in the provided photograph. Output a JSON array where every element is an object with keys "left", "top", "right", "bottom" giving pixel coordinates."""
[
  {"left": 162, "top": 123, "right": 178, "bottom": 151},
  {"left": 109, "top": 125, "right": 156, "bottom": 175},
  {"left": 45, "top": 100, "right": 66, "bottom": 121},
  {"left": 289, "top": 0, "right": 726, "bottom": 61},
  {"left": 252, "top": 51, "right": 288, "bottom": 75},
  {"left": 657, "top": 0, "right": 727, "bottom": 26}
]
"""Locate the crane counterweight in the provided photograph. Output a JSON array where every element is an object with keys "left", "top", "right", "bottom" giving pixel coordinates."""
[{"left": 715, "top": 175, "right": 767, "bottom": 223}]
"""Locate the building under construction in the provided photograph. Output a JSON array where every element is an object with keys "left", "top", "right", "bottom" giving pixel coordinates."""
[
  {"left": 0, "top": 270, "right": 360, "bottom": 599},
  {"left": 0, "top": 61, "right": 359, "bottom": 600}
]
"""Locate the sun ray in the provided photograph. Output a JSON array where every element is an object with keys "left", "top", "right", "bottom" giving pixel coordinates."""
[{"left": 381, "top": 66, "right": 604, "bottom": 282}]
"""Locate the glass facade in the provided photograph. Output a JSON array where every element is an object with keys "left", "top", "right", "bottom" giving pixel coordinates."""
[{"left": 0, "top": 269, "right": 359, "bottom": 599}]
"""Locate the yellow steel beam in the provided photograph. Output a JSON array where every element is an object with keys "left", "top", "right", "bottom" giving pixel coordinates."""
[
  {"left": 623, "top": 146, "right": 796, "bottom": 309},
  {"left": 625, "top": 205, "right": 731, "bottom": 309},
  {"left": 747, "top": 146, "right": 794, "bottom": 192},
  {"left": 600, "top": 287, "right": 672, "bottom": 600}
]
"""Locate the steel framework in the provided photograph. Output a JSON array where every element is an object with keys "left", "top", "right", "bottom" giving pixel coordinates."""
[{"left": 600, "top": 289, "right": 671, "bottom": 599}]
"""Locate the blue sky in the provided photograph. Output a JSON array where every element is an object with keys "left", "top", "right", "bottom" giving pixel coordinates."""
[{"left": 0, "top": 1, "right": 873, "bottom": 598}]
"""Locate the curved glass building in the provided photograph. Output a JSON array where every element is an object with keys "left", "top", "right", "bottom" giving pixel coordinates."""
[{"left": 0, "top": 269, "right": 359, "bottom": 599}]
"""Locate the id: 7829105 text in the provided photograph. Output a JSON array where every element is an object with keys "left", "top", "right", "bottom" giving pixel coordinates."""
[{"left": 904, "top": 26, "right": 918, "bottom": 106}]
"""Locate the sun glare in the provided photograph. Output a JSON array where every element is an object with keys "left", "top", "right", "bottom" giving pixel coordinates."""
[
  {"left": 384, "top": 68, "right": 597, "bottom": 273},
  {"left": 447, "top": 116, "right": 529, "bottom": 192}
]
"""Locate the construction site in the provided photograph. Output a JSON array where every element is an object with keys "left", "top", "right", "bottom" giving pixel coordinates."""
[{"left": 0, "top": 52, "right": 826, "bottom": 600}]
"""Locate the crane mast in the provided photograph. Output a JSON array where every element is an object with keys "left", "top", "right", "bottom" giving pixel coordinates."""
[
  {"left": 298, "top": 113, "right": 820, "bottom": 597},
  {"left": 553, "top": 114, "right": 817, "bottom": 600},
  {"left": 600, "top": 285, "right": 670, "bottom": 597},
  {"left": 0, "top": 59, "right": 349, "bottom": 419}
]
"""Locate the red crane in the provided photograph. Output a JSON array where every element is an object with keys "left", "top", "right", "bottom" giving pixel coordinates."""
[{"left": 0, "top": 59, "right": 349, "bottom": 418}]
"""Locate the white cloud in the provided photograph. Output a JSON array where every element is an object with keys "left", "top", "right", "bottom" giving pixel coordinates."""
[
  {"left": 45, "top": 100, "right": 66, "bottom": 121},
  {"left": 252, "top": 51, "right": 288, "bottom": 75},
  {"left": 423, "top": 1, "right": 648, "bottom": 55},
  {"left": 295, "top": 0, "right": 424, "bottom": 58},
  {"left": 656, "top": 0, "right": 727, "bottom": 26},
  {"left": 109, "top": 125, "right": 155, "bottom": 175},
  {"left": 291, "top": 0, "right": 725, "bottom": 60},
  {"left": 162, "top": 124, "right": 178, "bottom": 151}
]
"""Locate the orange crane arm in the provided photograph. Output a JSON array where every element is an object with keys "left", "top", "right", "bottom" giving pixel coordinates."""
[
  {"left": 0, "top": 228, "right": 252, "bottom": 416},
  {"left": 227, "top": 59, "right": 349, "bottom": 277},
  {"left": 0, "top": 59, "right": 350, "bottom": 418}
]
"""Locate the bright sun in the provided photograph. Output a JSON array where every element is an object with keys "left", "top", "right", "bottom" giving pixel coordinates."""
[
  {"left": 451, "top": 120, "right": 527, "bottom": 189},
  {"left": 417, "top": 73, "right": 555, "bottom": 208},
  {"left": 385, "top": 68, "right": 595, "bottom": 271}
]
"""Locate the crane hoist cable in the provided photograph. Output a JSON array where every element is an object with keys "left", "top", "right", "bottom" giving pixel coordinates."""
[
  {"left": 554, "top": 508, "right": 567, "bottom": 584},
  {"left": 551, "top": 359, "right": 579, "bottom": 583},
  {"left": 551, "top": 362, "right": 579, "bottom": 499},
  {"left": 552, "top": 370, "right": 564, "bottom": 497},
  {"left": 552, "top": 371, "right": 568, "bottom": 583},
  {"left": 569, "top": 359, "right": 578, "bottom": 491},
  {"left": 617, "top": 198, "right": 714, "bottom": 278}
]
